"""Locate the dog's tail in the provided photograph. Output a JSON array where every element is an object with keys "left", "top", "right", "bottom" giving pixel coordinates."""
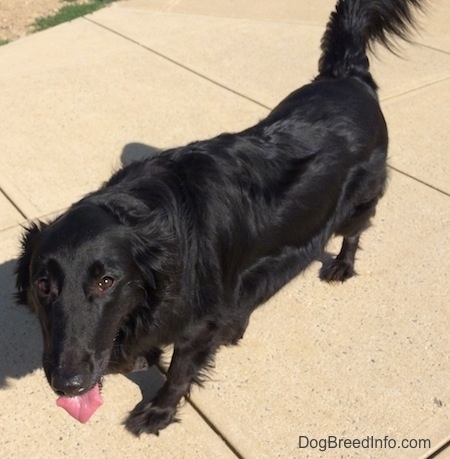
[{"left": 318, "top": 0, "right": 425, "bottom": 88}]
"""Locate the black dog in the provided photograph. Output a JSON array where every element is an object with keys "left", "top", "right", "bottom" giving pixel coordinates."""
[{"left": 16, "top": 0, "right": 424, "bottom": 436}]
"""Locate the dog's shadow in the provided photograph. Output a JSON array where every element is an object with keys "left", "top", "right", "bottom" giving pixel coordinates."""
[
  {"left": 0, "top": 259, "right": 42, "bottom": 388},
  {"left": 120, "top": 142, "right": 162, "bottom": 166},
  {"left": 125, "top": 366, "right": 166, "bottom": 407}
]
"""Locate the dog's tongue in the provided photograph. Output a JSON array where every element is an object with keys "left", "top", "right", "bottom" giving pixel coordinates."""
[{"left": 56, "top": 383, "right": 103, "bottom": 423}]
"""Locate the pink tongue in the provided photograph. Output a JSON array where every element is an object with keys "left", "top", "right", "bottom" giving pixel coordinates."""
[{"left": 56, "top": 383, "right": 103, "bottom": 423}]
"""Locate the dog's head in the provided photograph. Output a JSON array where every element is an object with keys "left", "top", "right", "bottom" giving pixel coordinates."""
[{"left": 15, "top": 196, "right": 175, "bottom": 399}]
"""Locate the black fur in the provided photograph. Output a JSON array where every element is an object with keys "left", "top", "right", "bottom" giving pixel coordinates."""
[{"left": 15, "top": 0, "right": 424, "bottom": 436}]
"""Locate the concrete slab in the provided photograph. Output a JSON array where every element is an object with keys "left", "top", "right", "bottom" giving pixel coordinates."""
[
  {"left": 0, "top": 18, "right": 265, "bottom": 220},
  {"left": 113, "top": 0, "right": 336, "bottom": 24},
  {"left": 88, "top": 8, "right": 324, "bottom": 108},
  {"left": 0, "top": 191, "right": 24, "bottom": 231},
  {"left": 373, "top": 46, "right": 450, "bottom": 102},
  {"left": 417, "top": 0, "right": 450, "bottom": 53},
  {"left": 420, "top": 436, "right": 450, "bottom": 459},
  {"left": 90, "top": 3, "right": 450, "bottom": 107},
  {"left": 0, "top": 226, "right": 237, "bottom": 459},
  {"left": 188, "top": 170, "right": 450, "bottom": 459},
  {"left": 383, "top": 78, "right": 450, "bottom": 194}
]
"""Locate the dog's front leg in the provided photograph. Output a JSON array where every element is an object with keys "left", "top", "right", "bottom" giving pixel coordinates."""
[{"left": 124, "top": 322, "right": 219, "bottom": 436}]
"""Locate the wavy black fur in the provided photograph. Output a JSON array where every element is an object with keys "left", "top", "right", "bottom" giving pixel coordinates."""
[{"left": 15, "top": 0, "right": 424, "bottom": 436}]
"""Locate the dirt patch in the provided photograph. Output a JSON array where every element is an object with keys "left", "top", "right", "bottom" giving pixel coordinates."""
[{"left": 0, "top": 0, "right": 95, "bottom": 42}]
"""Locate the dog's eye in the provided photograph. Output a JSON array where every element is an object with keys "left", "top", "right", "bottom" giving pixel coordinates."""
[
  {"left": 37, "top": 277, "right": 50, "bottom": 295},
  {"left": 98, "top": 276, "right": 114, "bottom": 292}
]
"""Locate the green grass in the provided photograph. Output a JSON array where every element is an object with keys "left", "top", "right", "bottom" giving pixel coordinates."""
[
  {"left": 0, "top": 39, "right": 10, "bottom": 47},
  {"left": 32, "top": 0, "right": 118, "bottom": 32}
]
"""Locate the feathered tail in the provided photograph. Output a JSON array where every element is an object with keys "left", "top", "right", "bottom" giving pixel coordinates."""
[{"left": 318, "top": 0, "right": 425, "bottom": 88}]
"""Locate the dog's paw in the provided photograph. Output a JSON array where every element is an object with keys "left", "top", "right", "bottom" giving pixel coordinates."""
[
  {"left": 319, "top": 259, "right": 356, "bottom": 282},
  {"left": 124, "top": 402, "right": 178, "bottom": 436}
]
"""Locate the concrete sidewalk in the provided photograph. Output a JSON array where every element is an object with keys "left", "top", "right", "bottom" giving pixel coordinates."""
[{"left": 0, "top": 0, "right": 449, "bottom": 457}]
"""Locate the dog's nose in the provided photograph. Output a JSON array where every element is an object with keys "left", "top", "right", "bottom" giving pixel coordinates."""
[{"left": 51, "top": 373, "right": 89, "bottom": 396}]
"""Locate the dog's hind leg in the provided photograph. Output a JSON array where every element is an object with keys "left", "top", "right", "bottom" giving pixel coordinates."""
[
  {"left": 320, "top": 234, "right": 361, "bottom": 282},
  {"left": 320, "top": 188, "right": 382, "bottom": 283},
  {"left": 321, "top": 146, "right": 388, "bottom": 283}
]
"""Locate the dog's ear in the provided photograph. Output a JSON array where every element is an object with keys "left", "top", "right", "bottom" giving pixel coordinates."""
[
  {"left": 87, "top": 190, "right": 181, "bottom": 292},
  {"left": 86, "top": 191, "right": 151, "bottom": 227},
  {"left": 15, "top": 222, "right": 46, "bottom": 307},
  {"left": 131, "top": 216, "right": 179, "bottom": 291}
]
